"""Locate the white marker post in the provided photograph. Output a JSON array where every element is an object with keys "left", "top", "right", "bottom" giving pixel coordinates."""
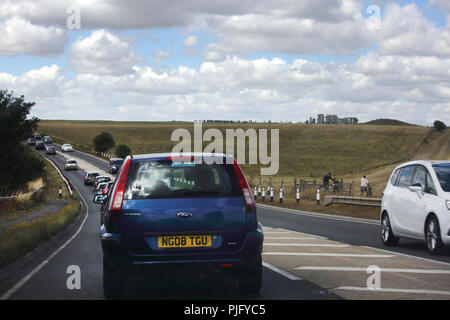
[
  {"left": 262, "top": 187, "right": 265, "bottom": 202},
  {"left": 270, "top": 187, "right": 274, "bottom": 202},
  {"left": 254, "top": 186, "right": 258, "bottom": 200},
  {"left": 316, "top": 188, "right": 321, "bottom": 205},
  {"left": 296, "top": 188, "right": 300, "bottom": 203},
  {"left": 279, "top": 187, "right": 283, "bottom": 204}
]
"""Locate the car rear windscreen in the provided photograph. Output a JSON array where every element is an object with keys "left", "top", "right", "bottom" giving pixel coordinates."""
[
  {"left": 110, "top": 160, "right": 123, "bottom": 166},
  {"left": 433, "top": 164, "right": 450, "bottom": 192},
  {"left": 124, "top": 159, "right": 241, "bottom": 199}
]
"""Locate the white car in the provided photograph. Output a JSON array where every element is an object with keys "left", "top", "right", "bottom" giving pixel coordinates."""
[
  {"left": 381, "top": 160, "right": 450, "bottom": 254},
  {"left": 64, "top": 159, "right": 78, "bottom": 171},
  {"left": 62, "top": 144, "right": 73, "bottom": 152}
]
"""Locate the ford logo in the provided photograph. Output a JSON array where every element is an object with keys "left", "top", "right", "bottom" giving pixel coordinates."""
[{"left": 177, "top": 211, "right": 192, "bottom": 218}]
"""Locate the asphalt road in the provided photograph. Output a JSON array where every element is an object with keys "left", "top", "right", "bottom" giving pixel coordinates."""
[{"left": 1, "top": 144, "right": 449, "bottom": 300}]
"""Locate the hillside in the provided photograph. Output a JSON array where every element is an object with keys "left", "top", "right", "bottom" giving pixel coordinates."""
[
  {"left": 38, "top": 120, "right": 441, "bottom": 180},
  {"left": 364, "top": 118, "right": 415, "bottom": 126}
]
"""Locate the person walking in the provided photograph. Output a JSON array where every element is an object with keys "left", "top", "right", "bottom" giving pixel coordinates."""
[{"left": 360, "top": 176, "right": 369, "bottom": 197}]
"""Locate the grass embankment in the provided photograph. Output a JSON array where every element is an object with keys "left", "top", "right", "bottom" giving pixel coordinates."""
[
  {"left": 0, "top": 157, "right": 73, "bottom": 221},
  {"left": 0, "top": 155, "right": 81, "bottom": 269}
]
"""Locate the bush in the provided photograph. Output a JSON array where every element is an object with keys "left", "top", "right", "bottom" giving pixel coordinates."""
[
  {"left": 115, "top": 144, "right": 131, "bottom": 159},
  {"left": 433, "top": 120, "right": 447, "bottom": 132},
  {"left": 0, "top": 90, "right": 44, "bottom": 195},
  {"left": 93, "top": 132, "right": 115, "bottom": 154}
]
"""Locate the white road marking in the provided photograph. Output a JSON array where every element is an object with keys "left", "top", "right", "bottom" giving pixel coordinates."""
[
  {"left": 294, "top": 266, "right": 450, "bottom": 274},
  {"left": 264, "top": 237, "right": 319, "bottom": 240},
  {"left": 0, "top": 180, "right": 90, "bottom": 300},
  {"left": 263, "top": 231, "right": 292, "bottom": 234},
  {"left": 334, "top": 286, "right": 450, "bottom": 296},
  {"left": 263, "top": 252, "right": 395, "bottom": 258},
  {"left": 264, "top": 243, "right": 350, "bottom": 247},
  {"left": 262, "top": 261, "right": 303, "bottom": 281},
  {"left": 361, "top": 246, "right": 450, "bottom": 267}
]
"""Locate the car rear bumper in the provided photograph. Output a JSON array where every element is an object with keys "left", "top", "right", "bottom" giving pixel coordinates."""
[{"left": 101, "top": 225, "right": 264, "bottom": 272}]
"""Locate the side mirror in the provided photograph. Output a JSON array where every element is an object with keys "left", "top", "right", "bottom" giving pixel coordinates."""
[
  {"left": 409, "top": 184, "right": 424, "bottom": 196},
  {"left": 94, "top": 194, "right": 107, "bottom": 204}
]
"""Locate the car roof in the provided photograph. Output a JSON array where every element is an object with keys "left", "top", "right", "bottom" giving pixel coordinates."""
[
  {"left": 394, "top": 160, "right": 450, "bottom": 169},
  {"left": 110, "top": 158, "right": 124, "bottom": 161},
  {"left": 129, "top": 152, "right": 232, "bottom": 161},
  {"left": 66, "top": 159, "right": 76, "bottom": 162}
]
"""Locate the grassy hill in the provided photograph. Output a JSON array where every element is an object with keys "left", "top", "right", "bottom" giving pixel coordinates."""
[
  {"left": 364, "top": 118, "right": 415, "bottom": 126},
  {"left": 38, "top": 120, "right": 447, "bottom": 181}
]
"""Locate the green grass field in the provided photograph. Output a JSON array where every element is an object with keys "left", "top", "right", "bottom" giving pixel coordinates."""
[{"left": 38, "top": 120, "right": 450, "bottom": 198}]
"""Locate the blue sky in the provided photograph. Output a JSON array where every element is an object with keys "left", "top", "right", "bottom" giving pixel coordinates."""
[{"left": 0, "top": 0, "right": 449, "bottom": 125}]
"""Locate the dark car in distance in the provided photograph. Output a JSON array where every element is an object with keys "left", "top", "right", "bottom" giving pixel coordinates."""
[
  {"left": 35, "top": 141, "right": 45, "bottom": 150},
  {"left": 45, "top": 146, "right": 56, "bottom": 155},
  {"left": 96, "top": 153, "right": 263, "bottom": 299},
  {"left": 26, "top": 138, "right": 36, "bottom": 146},
  {"left": 33, "top": 133, "right": 41, "bottom": 140},
  {"left": 109, "top": 158, "right": 124, "bottom": 174},
  {"left": 84, "top": 172, "right": 100, "bottom": 185},
  {"left": 43, "top": 136, "right": 53, "bottom": 144}
]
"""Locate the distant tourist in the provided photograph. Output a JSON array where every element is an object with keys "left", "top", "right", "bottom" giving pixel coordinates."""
[
  {"left": 323, "top": 172, "right": 333, "bottom": 190},
  {"left": 360, "top": 176, "right": 369, "bottom": 197}
]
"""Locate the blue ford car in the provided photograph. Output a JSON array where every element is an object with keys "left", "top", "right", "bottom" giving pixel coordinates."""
[{"left": 96, "top": 153, "right": 264, "bottom": 298}]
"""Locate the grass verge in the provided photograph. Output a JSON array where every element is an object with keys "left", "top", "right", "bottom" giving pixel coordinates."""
[{"left": 0, "top": 200, "right": 81, "bottom": 269}]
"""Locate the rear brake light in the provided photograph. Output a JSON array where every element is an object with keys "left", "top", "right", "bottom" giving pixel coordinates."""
[
  {"left": 110, "top": 157, "right": 131, "bottom": 215},
  {"left": 233, "top": 159, "right": 255, "bottom": 212}
]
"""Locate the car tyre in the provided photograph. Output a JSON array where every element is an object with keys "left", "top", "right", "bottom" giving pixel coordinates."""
[
  {"left": 425, "top": 216, "right": 443, "bottom": 255},
  {"left": 103, "top": 257, "right": 124, "bottom": 299},
  {"left": 238, "top": 257, "right": 262, "bottom": 295},
  {"left": 381, "top": 213, "right": 399, "bottom": 246}
]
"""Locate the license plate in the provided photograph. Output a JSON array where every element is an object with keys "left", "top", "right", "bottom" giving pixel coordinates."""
[{"left": 158, "top": 235, "right": 212, "bottom": 248}]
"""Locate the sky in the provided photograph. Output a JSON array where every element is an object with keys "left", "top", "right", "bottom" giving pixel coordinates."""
[{"left": 1, "top": 0, "right": 450, "bottom": 125}]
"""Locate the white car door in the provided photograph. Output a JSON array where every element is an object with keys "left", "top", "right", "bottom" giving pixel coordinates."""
[
  {"left": 392, "top": 165, "right": 416, "bottom": 236},
  {"left": 407, "top": 165, "right": 429, "bottom": 237}
]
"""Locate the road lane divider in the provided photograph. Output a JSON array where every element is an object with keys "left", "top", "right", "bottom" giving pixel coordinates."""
[
  {"left": 333, "top": 286, "right": 450, "bottom": 296},
  {"left": 294, "top": 266, "right": 450, "bottom": 274},
  {"left": 263, "top": 252, "right": 395, "bottom": 258},
  {"left": 262, "top": 261, "right": 303, "bottom": 281},
  {"left": 264, "top": 243, "right": 350, "bottom": 247}
]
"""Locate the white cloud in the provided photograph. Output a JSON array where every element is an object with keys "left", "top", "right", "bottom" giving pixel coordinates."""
[
  {"left": 0, "top": 16, "right": 68, "bottom": 56},
  {"left": 70, "top": 29, "right": 141, "bottom": 76},
  {"left": 376, "top": 3, "right": 450, "bottom": 57},
  {"left": 183, "top": 35, "right": 197, "bottom": 46}
]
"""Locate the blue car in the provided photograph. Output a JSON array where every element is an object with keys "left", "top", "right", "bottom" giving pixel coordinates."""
[{"left": 97, "top": 153, "right": 264, "bottom": 298}]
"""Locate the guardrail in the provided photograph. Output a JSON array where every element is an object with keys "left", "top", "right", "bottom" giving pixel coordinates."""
[{"left": 324, "top": 195, "right": 381, "bottom": 207}]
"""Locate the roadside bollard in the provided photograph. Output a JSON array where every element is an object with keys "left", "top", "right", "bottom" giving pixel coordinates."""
[
  {"left": 296, "top": 188, "right": 300, "bottom": 203},
  {"left": 258, "top": 185, "right": 261, "bottom": 196},
  {"left": 279, "top": 187, "right": 283, "bottom": 204},
  {"left": 270, "top": 187, "right": 274, "bottom": 202},
  {"left": 254, "top": 186, "right": 257, "bottom": 200},
  {"left": 316, "top": 188, "right": 320, "bottom": 205},
  {"left": 262, "top": 187, "right": 265, "bottom": 202}
]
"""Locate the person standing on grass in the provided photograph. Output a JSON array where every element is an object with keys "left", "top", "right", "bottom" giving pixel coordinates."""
[
  {"left": 360, "top": 176, "right": 369, "bottom": 197},
  {"left": 58, "top": 186, "right": 62, "bottom": 199}
]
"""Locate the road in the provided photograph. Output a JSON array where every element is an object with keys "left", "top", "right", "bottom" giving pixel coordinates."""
[{"left": 1, "top": 144, "right": 449, "bottom": 300}]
